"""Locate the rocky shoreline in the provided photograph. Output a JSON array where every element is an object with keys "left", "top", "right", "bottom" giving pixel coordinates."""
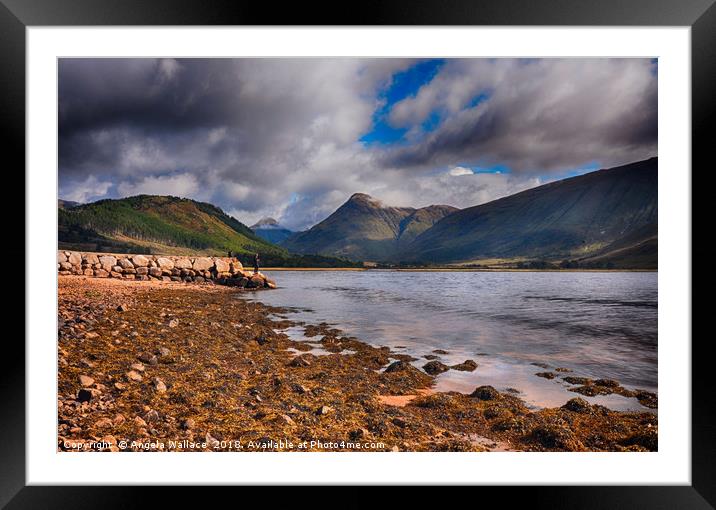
[{"left": 57, "top": 276, "right": 657, "bottom": 452}]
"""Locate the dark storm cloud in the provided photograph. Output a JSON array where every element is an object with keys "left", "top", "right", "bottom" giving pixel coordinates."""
[
  {"left": 58, "top": 58, "right": 657, "bottom": 230},
  {"left": 383, "top": 59, "right": 658, "bottom": 173}
]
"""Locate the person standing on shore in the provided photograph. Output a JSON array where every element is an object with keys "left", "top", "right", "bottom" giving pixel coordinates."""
[{"left": 253, "top": 253, "right": 260, "bottom": 274}]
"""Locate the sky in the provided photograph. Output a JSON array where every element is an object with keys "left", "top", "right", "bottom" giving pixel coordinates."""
[{"left": 58, "top": 58, "right": 657, "bottom": 231}]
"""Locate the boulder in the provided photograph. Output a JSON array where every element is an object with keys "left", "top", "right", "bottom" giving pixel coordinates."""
[
  {"left": 148, "top": 267, "right": 163, "bottom": 278},
  {"left": 192, "top": 257, "right": 213, "bottom": 271},
  {"left": 153, "top": 378, "right": 167, "bottom": 393},
  {"left": 83, "top": 253, "right": 100, "bottom": 265},
  {"left": 131, "top": 255, "right": 150, "bottom": 267},
  {"left": 59, "top": 262, "right": 72, "bottom": 271},
  {"left": 384, "top": 361, "right": 412, "bottom": 373},
  {"left": 77, "top": 388, "right": 93, "bottom": 403},
  {"left": 423, "top": 360, "right": 450, "bottom": 375},
  {"left": 83, "top": 268, "right": 94, "bottom": 276},
  {"left": 126, "top": 370, "right": 143, "bottom": 382},
  {"left": 79, "top": 375, "right": 95, "bottom": 387},
  {"left": 94, "top": 269, "right": 109, "bottom": 278},
  {"left": 99, "top": 255, "right": 117, "bottom": 272},
  {"left": 451, "top": 360, "right": 478, "bottom": 372},
  {"left": 156, "top": 257, "right": 175, "bottom": 269},
  {"left": 57, "top": 252, "right": 67, "bottom": 263},
  {"left": 68, "top": 252, "right": 82, "bottom": 265},
  {"left": 230, "top": 261, "right": 243, "bottom": 273},
  {"left": 174, "top": 258, "right": 192, "bottom": 269},
  {"left": 118, "top": 258, "right": 134, "bottom": 269},
  {"left": 135, "top": 267, "right": 149, "bottom": 275},
  {"left": 214, "top": 258, "right": 230, "bottom": 273},
  {"left": 247, "top": 276, "right": 265, "bottom": 288},
  {"left": 289, "top": 354, "right": 314, "bottom": 367},
  {"left": 138, "top": 352, "right": 158, "bottom": 365},
  {"left": 316, "top": 405, "right": 333, "bottom": 416}
]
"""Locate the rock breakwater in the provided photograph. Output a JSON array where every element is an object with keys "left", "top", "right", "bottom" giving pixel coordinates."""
[{"left": 57, "top": 251, "right": 276, "bottom": 289}]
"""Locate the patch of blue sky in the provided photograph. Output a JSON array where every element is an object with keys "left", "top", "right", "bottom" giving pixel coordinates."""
[
  {"left": 360, "top": 59, "right": 445, "bottom": 145},
  {"left": 546, "top": 161, "right": 602, "bottom": 181},
  {"left": 466, "top": 92, "right": 490, "bottom": 109},
  {"left": 470, "top": 163, "right": 511, "bottom": 174},
  {"left": 420, "top": 110, "right": 441, "bottom": 133}
]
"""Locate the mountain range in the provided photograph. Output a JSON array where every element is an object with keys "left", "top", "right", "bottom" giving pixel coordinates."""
[
  {"left": 283, "top": 157, "right": 657, "bottom": 268},
  {"left": 250, "top": 218, "right": 295, "bottom": 244},
  {"left": 282, "top": 193, "right": 458, "bottom": 261},
  {"left": 57, "top": 157, "right": 658, "bottom": 269},
  {"left": 401, "top": 158, "right": 657, "bottom": 267}
]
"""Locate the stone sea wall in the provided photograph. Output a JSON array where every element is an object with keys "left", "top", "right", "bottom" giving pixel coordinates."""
[{"left": 57, "top": 251, "right": 276, "bottom": 289}]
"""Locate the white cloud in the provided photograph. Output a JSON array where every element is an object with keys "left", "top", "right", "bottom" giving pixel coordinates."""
[
  {"left": 448, "top": 166, "right": 473, "bottom": 176},
  {"left": 61, "top": 175, "right": 112, "bottom": 203},
  {"left": 117, "top": 173, "right": 200, "bottom": 199},
  {"left": 386, "top": 59, "right": 657, "bottom": 172}
]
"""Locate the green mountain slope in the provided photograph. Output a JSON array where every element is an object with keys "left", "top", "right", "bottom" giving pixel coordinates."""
[
  {"left": 58, "top": 195, "right": 360, "bottom": 267},
  {"left": 401, "top": 158, "right": 658, "bottom": 266},
  {"left": 282, "top": 193, "right": 459, "bottom": 261}
]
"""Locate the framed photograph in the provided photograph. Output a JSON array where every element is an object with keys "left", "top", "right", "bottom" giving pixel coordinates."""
[{"left": 5, "top": 0, "right": 710, "bottom": 504}]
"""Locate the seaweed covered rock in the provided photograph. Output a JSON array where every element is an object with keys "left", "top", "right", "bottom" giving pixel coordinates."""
[
  {"left": 562, "top": 376, "right": 592, "bottom": 385},
  {"left": 384, "top": 361, "right": 412, "bottom": 373},
  {"left": 621, "top": 426, "right": 658, "bottom": 451},
  {"left": 451, "top": 360, "right": 478, "bottom": 372},
  {"left": 410, "top": 393, "right": 458, "bottom": 410},
  {"left": 532, "top": 423, "right": 583, "bottom": 451},
  {"left": 634, "top": 390, "right": 658, "bottom": 409},
  {"left": 380, "top": 361, "right": 433, "bottom": 392},
  {"left": 561, "top": 397, "right": 592, "bottom": 414},
  {"left": 470, "top": 385, "right": 500, "bottom": 401},
  {"left": 423, "top": 360, "right": 450, "bottom": 375}
]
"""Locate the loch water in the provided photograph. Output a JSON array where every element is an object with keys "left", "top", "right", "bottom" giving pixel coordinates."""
[{"left": 246, "top": 270, "right": 658, "bottom": 411}]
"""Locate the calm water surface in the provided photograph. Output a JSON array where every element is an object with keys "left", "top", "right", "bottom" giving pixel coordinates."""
[{"left": 246, "top": 270, "right": 657, "bottom": 411}]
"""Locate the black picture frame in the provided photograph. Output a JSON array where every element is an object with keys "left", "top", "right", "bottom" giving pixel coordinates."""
[{"left": 3, "top": 0, "right": 710, "bottom": 506}]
